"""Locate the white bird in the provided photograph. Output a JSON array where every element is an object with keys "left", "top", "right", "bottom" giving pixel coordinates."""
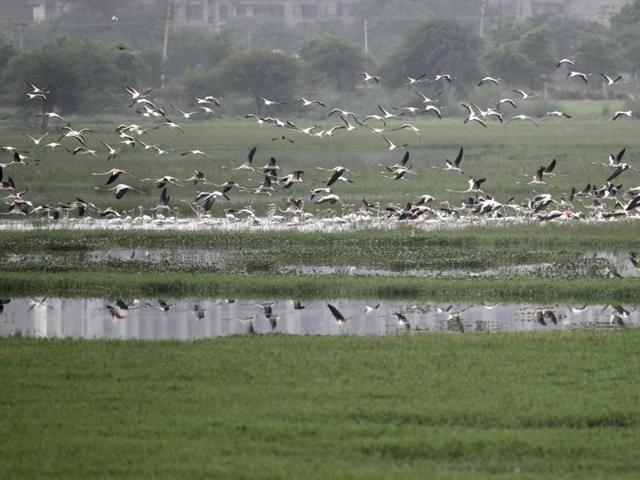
[
  {"left": 198, "top": 106, "right": 217, "bottom": 116},
  {"left": 40, "top": 112, "right": 65, "bottom": 122},
  {"left": 26, "top": 81, "right": 49, "bottom": 95},
  {"left": 424, "top": 105, "right": 442, "bottom": 119},
  {"left": 328, "top": 108, "right": 358, "bottom": 121},
  {"left": 361, "top": 71, "right": 381, "bottom": 83},
  {"left": 181, "top": 149, "right": 209, "bottom": 158},
  {"left": 377, "top": 105, "right": 397, "bottom": 120},
  {"left": 99, "top": 141, "right": 121, "bottom": 161},
  {"left": 233, "top": 147, "right": 257, "bottom": 172},
  {"left": 296, "top": 97, "right": 325, "bottom": 107},
  {"left": 406, "top": 73, "right": 426, "bottom": 85},
  {"left": 556, "top": 58, "right": 576, "bottom": 68},
  {"left": 600, "top": 73, "right": 622, "bottom": 86},
  {"left": 382, "top": 135, "right": 408, "bottom": 151},
  {"left": 447, "top": 177, "right": 486, "bottom": 194},
  {"left": 496, "top": 98, "right": 518, "bottom": 109},
  {"left": 512, "top": 89, "right": 533, "bottom": 100},
  {"left": 26, "top": 93, "right": 47, "bottom": 101},
  {"left": 414, "top": 90, "right": 441, "bottom": 104},
  {"left": 478, "top": 76, "right": 501, "bottom": 86},
  {"left": 259, "top": 96, "right": 286, "bottom": 106},
  {"left": 170, "top": 104, "right": 200, "bottom": 119},
  {"left": 508, "top": 114, "right": 539, "bottom": 126},
  {"left": 613, "top": 110, "right": 633, "bottom": 121},
  {"left": 244, "top": 113, "right": 265, "bottom": 126},
  {"left": 567, "top": 71, "right": 590, "bottom": 83},
  {"left": 392, "top": 123, "right": 420, "bottom": 134},
  {"left": 122, "top": 85, "right": 151, "bottom": 101},
  {"left": 95, "top": 183, "right": 146, "bottom": 199},
  {"left": 433, "top": 147, "right": 464, "bottom": 174},
  {"left": 91, "top": 168, "right": 132, "bottom": 185},
  {"left": 312, "top": 193, "right": 341, "bottom": 204},
  {"left": 23, "top": 133, "right": 48, "bottom": 146},
  {"left": 461, "top": 104, "right": 488, "bottom": 128},
  {"left": 153, "top": 121, "right": 185, "bottom": 133},
  {"left": 193, "top": 96, "right": 221, "bottom": 107},
  {"left": 541, "top": 111, "right": 572, "bottom": 119},
  {"left": 433, "top": 73, "right": 453, "bottom": 82},
  {"left": 43, "top": 142, "right": 62, "bottom": 151}
]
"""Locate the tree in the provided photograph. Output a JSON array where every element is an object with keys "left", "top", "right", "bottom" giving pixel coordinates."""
[
  {"left": 382, "top": 20, "right": 483, "bottom": 91},
  {"left": 218, "top": 50, "right": 300, "bottom": 113},
  {"left": 575, "top": 34, "right": 622, "bottom": 80},
  {"left": 611, "top": 0, "right": 640, "bottom": 27},
  {"left": 485, "top": 44, "right": 536, "bottom": 88},
  {"left": 2, "top": 36, "right": 149, "bottom": 113},
  {"left": 0, "top": 40, "right": 17, "bottom": 80},
  {"left": 300, "top": 34, "right": 368, "bottom": 91},
  {"left": 166, "top": 31, "right": 234, "bottom": 80},
  {"left": 611, "top": 1, "right": 640, "bottom": 77},
  {"left": 491, "top": 17, "right": 607, "bottom": 63}
]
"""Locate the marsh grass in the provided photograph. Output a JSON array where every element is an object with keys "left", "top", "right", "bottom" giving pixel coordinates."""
[
  {"left": 2, "top": 222, "right": 640, "bottom": 251},
  {"left": 2, "top": 224, "right": 639, "bottom": 284},
  {"left": 1, "top": 271, "right": 639, "bottom": 303},
  {"left": 2, "top": 118, "right": 639, "bottom": 215},
  {"left": 1, "top": 331, "right": 640, "bottom": 478}
]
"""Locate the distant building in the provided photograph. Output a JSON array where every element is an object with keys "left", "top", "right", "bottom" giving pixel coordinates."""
[
  {"left": 170, "top": 0, "right": 356, "bottom": 30},
  {"left": 0, "top": 0, "right": 66, "bottom": 24},
  {"left": 492, "top": 0, "right": 629, "bottom": 25}
]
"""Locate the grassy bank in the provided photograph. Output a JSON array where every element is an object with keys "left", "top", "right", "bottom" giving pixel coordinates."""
[
  {"left": 1, "top": 332, "right": 640, "bottom": 479},
  {"left": 2, "top": 222, "right": 640, "bottom": 251},
  {"left": 2, "top": 271, "right": 640, "bottom": 303}
]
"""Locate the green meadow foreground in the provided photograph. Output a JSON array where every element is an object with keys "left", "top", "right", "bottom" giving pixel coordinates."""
[{"left": 1, "top": 332, "right": 640, "bottom": 479}]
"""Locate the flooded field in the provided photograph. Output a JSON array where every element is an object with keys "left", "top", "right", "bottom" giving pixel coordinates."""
[{"left": 1, "top": 298, "right": 636, "bottom": 340}]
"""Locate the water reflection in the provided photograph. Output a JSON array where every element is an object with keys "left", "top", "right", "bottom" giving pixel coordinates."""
[{"left": 0, "top": 298, "right": 637, "bottom": 340}]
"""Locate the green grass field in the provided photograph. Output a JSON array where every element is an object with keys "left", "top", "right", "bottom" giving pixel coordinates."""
[
  {"left": 3, "top": 112, "right": 640, "bottom": 478},
  {"left": 2, "top": 332, "right": 640, "bottom": 479},
  {"left": 2, "top": 115, "right": 639, "bottom": 215}
]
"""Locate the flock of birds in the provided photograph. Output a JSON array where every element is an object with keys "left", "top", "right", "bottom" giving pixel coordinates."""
[
  {"left": 1, "top": 297, "right": 635, "bottom": 334},
  {"left": 1, "top": 55, "right": 639, "bottom": 228}
]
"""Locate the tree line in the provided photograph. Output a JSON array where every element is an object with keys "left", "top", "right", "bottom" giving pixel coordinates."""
[{"left": 1, "top": 0, "right": 640, "bottom": 115}]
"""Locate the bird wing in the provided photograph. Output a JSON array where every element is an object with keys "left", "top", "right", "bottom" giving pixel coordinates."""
[
  {"left": 327, "top": 170, "right": 343, "bottom": 186},
  {"left": 606, "top": 167, "right": 624, "bottom": 182},
  {"left": 247, "top": 147, "right": 257, "bottom": 165},
  {"left": 599, "top": 72, "right": 611, "bottom": 83},
  {"left": 454, "top": 147, "right": 464, "bottom": 167},
  {"left": 327, "top": 303, "right": 345, "bottom": 321},
  {"left": 545, "top": 158, "right": 556, "bottom": 174}
]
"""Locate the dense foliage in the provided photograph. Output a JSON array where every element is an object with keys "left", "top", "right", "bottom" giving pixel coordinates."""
[{"left": 0, "top": 4, "right": 637, "bottom": 114}]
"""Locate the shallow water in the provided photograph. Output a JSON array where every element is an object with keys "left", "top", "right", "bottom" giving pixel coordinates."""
[
  {"left": 1, "top": 216, "right": 638, "bottom": 234},
  {"left": 0, "top": 298, "right": 635, "bottom": 340}
]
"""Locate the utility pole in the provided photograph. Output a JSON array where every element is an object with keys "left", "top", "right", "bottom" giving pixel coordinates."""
[
  {"left": 363, "top": 18, "right": 368, "bottom": 55},
  {"left": 161, "top": 0, "right": 175, "bottom": 90},
  {"left": 479, "top": 0, "right": 487, "bottom": 40}
]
